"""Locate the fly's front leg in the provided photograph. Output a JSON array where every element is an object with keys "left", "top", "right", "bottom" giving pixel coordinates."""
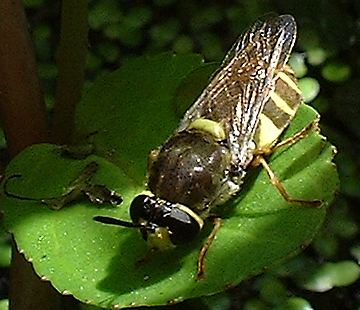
[{"left": 197, "top": 217, "right": 222, "bottom": 280}]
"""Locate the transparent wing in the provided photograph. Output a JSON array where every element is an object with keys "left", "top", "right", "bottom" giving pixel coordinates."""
[{"left": 177, "top": 15, "right": 297, "bottom": 171}]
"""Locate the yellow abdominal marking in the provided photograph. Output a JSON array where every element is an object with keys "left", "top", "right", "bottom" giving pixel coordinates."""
[
  {"left": 278, "top": 72, "right": 302, "bottom": 95},
  {"left": 258, "top": 114, "right": 282, "bottom": 147},
  {"left": 188, "top": 118, "right": 226, "bottom": 141},
  {"left": 270, "top": 91, "right": 296, "bottom": 116}
]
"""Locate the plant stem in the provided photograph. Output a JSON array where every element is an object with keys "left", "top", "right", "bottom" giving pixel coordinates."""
[
  {"left": 0, "top": 1, "right": 62, "bottom": 309},
  {"left": 51, "top": 0, "right": 89, "bottom": 144},
  {"left": 0, "top": 0, "right": 49, "bottom": 157},
  {"left": 10, "top": 247, "right": 62, "bottom": 310}
]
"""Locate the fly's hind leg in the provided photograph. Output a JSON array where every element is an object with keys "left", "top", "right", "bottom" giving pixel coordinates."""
[
  {"left": 197, "top": 217, "right": 222, "bottom": 280},
  {"left": 251, "top": 120, "right": 322, "bottom": 207},
  {"left": 269, "top": 120, "right": 319, "bottom": 154},
  {"left": 256, "top": 156, "right": 321, "bottom": 207}
]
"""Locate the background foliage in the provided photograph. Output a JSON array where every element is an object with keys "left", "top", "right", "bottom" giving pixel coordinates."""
[{"left": 1, "top": 0, "right": 359, "bottom": 309}]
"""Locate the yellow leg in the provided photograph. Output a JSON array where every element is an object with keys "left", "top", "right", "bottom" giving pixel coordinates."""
[
  {"left": 257, "top": 156, "right": 322, "bottom": 207},
  {"left": 197, "top": 217, "right": 222, "bottom": 280},
  {"left": 271, "top": 121, "right": 319, "bottom": 153},
  {"left": 249, "top": 120, "right": 322, "bottom": 207}
]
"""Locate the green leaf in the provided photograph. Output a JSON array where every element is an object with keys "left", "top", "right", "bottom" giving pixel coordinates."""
[
  {"left": 274, "top": 297, "right": 313, "bottom": 310},
  {"left": 0, "top": 299, "right": 9, "bottom": 310},
  {"left": 298, "top": 78, "right": 320, "bottom": 103},
  {"left": 0, "top": 225, "right": 11, "bottom": 267},
  {"left": 289, "top": 53, "right": 307, "bottom": 78},
  {"left": 23, "top": 0, "right": 45, "bottom": 8},
  {"left": 149, "top": 19, "right": 180, "bottom": 47},
  {"left": 351, "top": 245, "right": 360, "bottom": 262},
  {"left": 173, "top": 35, "right": 194, "bottom": 54},
  {"left": 301, "top": 261, "right": 360, "bottom": 292},
  {"left": 243, "top": 298, "right": 270, "bottom": 310},
  {"left": 258, "top": 276, "right": 287, "bottom": 305},
  {"left": 76, "top": 53, "right": 205, "bottom": 183},
  {"left": 122, "top": 7, "right": 152, "bottom": 29},
  {"left": 306, "top": 47, "right": 328, "bottom": 66},
  {"left": 321, "top": 62, "right": 351, "bottom": 83},
  {"left": 88, "top": 0, "right": 122, "bottom": 30},
  {"left": 0, "top": 53, "right": 338, "bottom": 308}
]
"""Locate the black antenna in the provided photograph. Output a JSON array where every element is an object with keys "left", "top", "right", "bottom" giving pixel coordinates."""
[{"left": 93, "top": 216, "right": 139, "bottom": 228}]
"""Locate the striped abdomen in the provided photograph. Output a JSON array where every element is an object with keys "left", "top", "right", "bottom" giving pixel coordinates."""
[{"left": 255, "top": 67, "right": 302, "bottom": 149}]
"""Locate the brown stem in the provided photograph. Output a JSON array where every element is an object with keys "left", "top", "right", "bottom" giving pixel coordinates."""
[
  {"left": 51, "top": 0, "right": 89, "bottom": 144},
  {"left": 10, "top": 246, "right": 62, "bottom": 310},
  {"left": 0, "top": 0, "right": 49, "bottom": 158},
  {"left": 0, "top": 1, "right": 61, "bottom": 309}
]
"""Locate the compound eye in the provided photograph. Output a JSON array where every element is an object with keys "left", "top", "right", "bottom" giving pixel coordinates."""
[
  {"left": 129, "top": 194, "right": 154, "bottom": 224},
  {"left": 163, "top": 207, "right": 202, "bottom": 245}
]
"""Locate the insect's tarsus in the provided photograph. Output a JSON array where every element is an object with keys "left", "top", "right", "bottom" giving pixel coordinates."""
[{"left": 196, "top": 217, "right": 222, "bottom": 280}]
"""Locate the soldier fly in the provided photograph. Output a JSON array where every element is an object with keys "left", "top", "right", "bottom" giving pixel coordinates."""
[
  {"left": 94, "top": 14, "right": 321, "bottom": 279},
  {"left": 4, "top": 14, "right": 321, "bottom": 280}
]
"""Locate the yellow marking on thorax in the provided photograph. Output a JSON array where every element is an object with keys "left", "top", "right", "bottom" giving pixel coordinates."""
[
  {"left": 258, "top": 114, "right": 283, "bottom": 147},
  {"left": 188, "top": 118, "right": 226, "bottom": 141},
  {"left": 278, "top": 72, "right": 302, "bottom": 95},
  {"left": 270, "top": 91, "right": 296, "bottom": 116}
]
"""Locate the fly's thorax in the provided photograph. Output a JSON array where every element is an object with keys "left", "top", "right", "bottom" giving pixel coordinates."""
[
  {"left": 147, "top": 130, "right": 232, "bottom": 212},
  {"left": 129, "top": 194, "right": 204, "bottom": 250}
]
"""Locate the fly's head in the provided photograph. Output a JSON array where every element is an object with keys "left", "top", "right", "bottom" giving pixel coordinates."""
[
  {"left": 94, "top": 193, "right": 204, "bottom": 251},
  {"left": 129, "top": 194, "right": 204, "bottom": 250}
]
